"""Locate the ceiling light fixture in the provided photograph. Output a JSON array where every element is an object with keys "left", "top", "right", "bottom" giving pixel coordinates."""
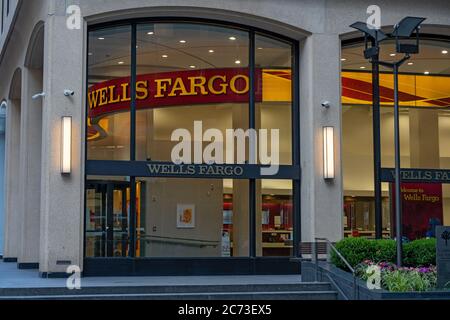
[
  {"left": 235, "top": 60, "right": 241, "bottom": 65},
  {"left": 208, "top": 50, "right": 215, "bottom": 53},
  {"left": 360, "top": 66, "right": 366, "bottom": 69},
  {"left": 147, "top": 32, "right": 154, "bottom": 35},
  {"left": 189, "top": 65, "right": 196, "bottom": 69},
  {"left": 442, "top": 50, "right": 448, "bottom": 54},
  {"left": 341, "top": 58, "right": 347, "bottom": 61},
  {"left": 229, "top": 36, "right": 237, "bottom": 41},
  {"left": 162, "top": 55, "right": 168, "bottom": 58},
  {"left": 98, "top": 37, "right": 105, "bottom": 40},
  {"left": 180, "top": 40, "right": 187, "bottom": 44},
  {"left": 424, "top": 71, "right": 430, "bottom": 75},
  {"left": 118, "top": 61, "right": 125, "bottom": 65}
]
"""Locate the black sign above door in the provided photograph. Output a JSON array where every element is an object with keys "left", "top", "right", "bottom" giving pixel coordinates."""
[{"left": 381, "top": 168, "right": 450, "bottom": 184}]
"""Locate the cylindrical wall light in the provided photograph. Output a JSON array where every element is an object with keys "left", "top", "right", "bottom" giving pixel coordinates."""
[
  {"left": 61, "top": 116, "right": 72, "bottom": 175},
  {"left": 323, "top": 126, "right": 335, "bottom": 180}
]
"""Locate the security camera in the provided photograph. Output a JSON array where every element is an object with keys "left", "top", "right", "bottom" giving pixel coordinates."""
[
  {"left": 321, "top": 101, "right": 331, "bottom": 109},
  {"left": 64, "top": 89, "right": 75, "bottom": 97}
]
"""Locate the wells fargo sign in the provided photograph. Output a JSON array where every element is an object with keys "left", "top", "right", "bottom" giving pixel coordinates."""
[
  {"left": 88, "top": 68, "right": 263, "bottom": 120},
  {"left": 87, "top": 68, "right": 292, "bottom": 140}
]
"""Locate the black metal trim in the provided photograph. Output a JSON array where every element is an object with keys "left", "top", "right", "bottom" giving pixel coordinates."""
[
  {"left": 249, "top": 30, "right": 256, "bottom": 258},
  {"left": 292, "top": 40, "right": 301, "bottom": 257},
  {"left": 381, "top": 168, "right": 450, "bottom": 184},
  {"left": 86, "top": 161, "right": 301, "bottom": 180},
  {"left": 18, "top": 263, "right": 39, "bottom": 270},
  {"left": 3, "top": 257, "right": 17, "bottom": 263},
  {"left": 83, "top": 257, "right": 300, "bottom": 277},
  {"left": 40, "top": 272, "right": 72, "bottom": 279},
  {"left": 87, "top": 17, "right": 295, "bottom": 45}
]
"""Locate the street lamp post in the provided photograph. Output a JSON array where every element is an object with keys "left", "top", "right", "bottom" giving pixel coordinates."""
[{"left": 350, "top": 17, "right": 426, "bottom": 267}]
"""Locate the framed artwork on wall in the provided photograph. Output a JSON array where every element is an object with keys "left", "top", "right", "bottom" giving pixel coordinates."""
[{"left": 177, "top": 204, "right": 196, "bottom": 229}]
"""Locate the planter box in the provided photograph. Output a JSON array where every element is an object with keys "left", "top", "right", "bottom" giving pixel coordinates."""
[{"left": 302, "top": 261, "right": 450, "bottom": 300}]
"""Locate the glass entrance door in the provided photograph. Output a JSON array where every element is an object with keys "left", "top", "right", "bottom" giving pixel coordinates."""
[{"left": 85, "top": 181, "right": 131, "bottom": 257}]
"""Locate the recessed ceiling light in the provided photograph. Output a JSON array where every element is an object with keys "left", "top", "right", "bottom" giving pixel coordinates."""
[
  {"left": 235, "top": 60, "right": 241, "bottom": 65},
  {"left": 360, "top": 66, "right": 366, "bottom": 69},
  {"left": 257, "top": 47, "right": 263, "bottom": 50},
  {"left": 208, "top": 49, "right": 215, "bottom": 53},
  {"left": 442, "top": 50, "right": 448, "bottom": 54},
  {"left": 98, "top": 37, "right": 105, "bottom": 40},
  {"left": 147, "top": 32, "right": 154, "bottom": 35},
  {"left": 162, "top": 55, "right": 168, "bottom": 58},
  {"left": 189, "top": 65, "right": 196, "bottom": 69},
  {"left": 118, "top": 61, "right": 125, "bottom": 65},
  {"left": 179, "top": 40, "right": 187, "bottom": 44},
  {"left": 229, "top": 36, "right": 237, "bottom": 41},
  {"left": 407, "top": 62, "right": 414, "bottom": 65},
  {"left": 341, "top": 58, "right": 347, "bottom": 61},
  {"left": 424, "top": 71, "right": 430, "bottom": 75},
  {"left": 390, "top": 53, "right": 396, "bottom": 57}
]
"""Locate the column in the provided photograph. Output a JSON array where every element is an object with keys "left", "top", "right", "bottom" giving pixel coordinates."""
[
  {"left": 17, "top": 68, "right": 43, "bottom": 267},
  {"left": 3, "top": 99, "right": 21, "bottom": 261},
  {"left": 39, "top": 5, "right": 84, "bottom": 276},
  {"left": 299, "top": 33, "right": 344, "bottom": 243}
]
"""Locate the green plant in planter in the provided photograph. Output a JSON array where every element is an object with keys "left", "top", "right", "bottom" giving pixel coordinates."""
[
  {"left": 373, "top": 240, "right": 396, "bottom": 263},
  {"left": 331, "top": 237, "right": 437, "bottom": 270},
  {"left": 331, "top": 238, "right": 376, "bottom": 270},
  {"left": 403, "top": 238, "right": 436, "bottom": 267},
  {"left": 382, "top": 267, "right": 437, "bottom": 292}
]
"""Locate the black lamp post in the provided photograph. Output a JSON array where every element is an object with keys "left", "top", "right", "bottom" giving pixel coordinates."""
[
  {"left": 349, "top": 22, "right": 388, "bottom": 241},
  {"left": 350, "top": 17, "right": 426, "bottom": 267}
]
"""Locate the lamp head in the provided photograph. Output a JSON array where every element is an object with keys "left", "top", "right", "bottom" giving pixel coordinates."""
[
  {"left": 350, "top": 22, "right": 388, "bottom": 42},
  {"left": 393, "top": 17, "right": 426, "bottom": 38},
  {"left": 392, "top": 17, "right": 426, "bottom": 55},
  {"left": 350, "top": 22, "right": 388, "bottom": 59}
]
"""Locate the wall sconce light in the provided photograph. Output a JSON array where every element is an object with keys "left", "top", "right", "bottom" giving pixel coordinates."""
[
  {"left": 323, "top": 126, "right": 335, "bottom": 180},
  {"left": 61, "top": 116, "right": 72, "bottom": 175}
]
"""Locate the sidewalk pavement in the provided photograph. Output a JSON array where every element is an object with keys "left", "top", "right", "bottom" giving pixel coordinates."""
[{"left": 0, "top": 260, "right": 302, "bottom": 289}]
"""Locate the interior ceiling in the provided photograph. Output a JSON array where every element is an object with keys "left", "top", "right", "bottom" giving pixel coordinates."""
[
  {"left": 88, "top": 23, "right": 292, "bottom": 83},
  {"left": 342, "top": 40, "right": 450, "bottom": 75}
]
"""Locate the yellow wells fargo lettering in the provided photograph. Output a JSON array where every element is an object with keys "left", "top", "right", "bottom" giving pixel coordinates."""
[{"left": 88, "top": 73, "right": 250, "bottom": 110}]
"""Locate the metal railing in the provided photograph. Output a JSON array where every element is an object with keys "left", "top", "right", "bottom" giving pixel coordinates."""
[
  {"left": 138, "top": 235, "right": 220, "bottom": 248},
  {"left": 314, "top": 238, "right": 360, "bottom": 300}
]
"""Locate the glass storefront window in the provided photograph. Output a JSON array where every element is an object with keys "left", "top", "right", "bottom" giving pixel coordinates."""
[
  {"left": 85, "top": 21, "right": 298, "bottom": 264},
  {"left": 135, "top": 23, "right": 250, "bottom": 162},
  {"left": 342, "top": 39, "right": 450, "bottom": 239},
  {"left": 256, "top": 35, "right": 293, "bottom": 165},
  {"left": 87, "top": 26, "right": 132, "bottom": 161},
  {"left": 135, "top": 178, "right": 249, "bottom": 258},
  {"left": 258, "top": 180, "right": 293, "bottom": 257}
]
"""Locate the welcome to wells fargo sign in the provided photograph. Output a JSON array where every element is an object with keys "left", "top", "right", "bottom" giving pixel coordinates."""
[{"left": 87, "top": 68, "right": 292, "bottom": 140}]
